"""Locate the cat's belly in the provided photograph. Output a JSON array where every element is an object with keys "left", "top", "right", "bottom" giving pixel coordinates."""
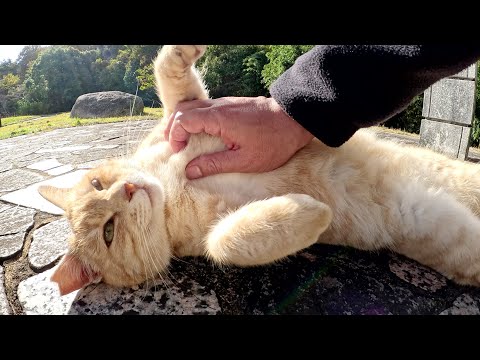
[{"left": 190, "top": 172, "right": 272, "bottom": 208}]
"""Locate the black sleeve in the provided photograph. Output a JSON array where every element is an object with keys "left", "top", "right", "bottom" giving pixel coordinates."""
[{"left": 270, "top": 45, "right": 480, "bottom": 147}]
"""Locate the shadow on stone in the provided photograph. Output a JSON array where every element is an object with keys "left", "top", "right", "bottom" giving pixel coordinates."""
[{"left": 66, "top": 244, "right": 476, "bottom": 315}]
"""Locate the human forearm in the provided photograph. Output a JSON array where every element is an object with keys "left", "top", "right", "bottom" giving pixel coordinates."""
[{"left": 270, "top": 45, "right": 480, "bottom": 147}]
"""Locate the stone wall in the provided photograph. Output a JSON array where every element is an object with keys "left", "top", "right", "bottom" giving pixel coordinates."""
[{"left": 420, "top": 64, "right": 477, "bottom": 160}]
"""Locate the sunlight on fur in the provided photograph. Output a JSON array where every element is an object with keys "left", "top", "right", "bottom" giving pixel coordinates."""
[{"left": 38, "top": 45, "right": 480, "bottom": 296}]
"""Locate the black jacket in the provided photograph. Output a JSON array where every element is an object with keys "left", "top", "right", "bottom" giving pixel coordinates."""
[{"left": 270, "top": 45, "right": 480, "bottom": 147}]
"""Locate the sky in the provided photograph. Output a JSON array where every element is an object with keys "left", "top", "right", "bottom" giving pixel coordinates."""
[
  {"left": 0, "top": 45, "right": 49, "bottom": 62},
  {"left": 0, "top": 45, "right": 26, "bottom": 62}
]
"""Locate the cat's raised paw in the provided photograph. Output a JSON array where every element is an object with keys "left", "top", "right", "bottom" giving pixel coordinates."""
[{"left": 163, "top": 45, "right": 206, "bottom": 68}]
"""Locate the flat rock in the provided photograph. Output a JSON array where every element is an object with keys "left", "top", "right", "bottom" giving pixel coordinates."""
[
  {"left": 29, "top": 218, "right": 71, "bottom": 270},
  {"left": 0, "top": 203, "right": 10, "bottom": 213},
  {"left": 440, "top": 294, "right": 480, "bottom": 315},
  {"left": 0, "top": 205, "right": 36, "bottom": 235},
  {"left": 46, "top": 164, "right": 74, "bottom": 176},
  {"left": 18, "top": 267, "right": 220, "bottom": 315},
  {"left": 0, "top": 163, "right": 13, "bottom": 173},
  {"left": 27, "top": 158, "right": 63, "bottom": 171},
  {"left": 389, "top": 255, "right": 447, "bottom": 292},
  {"left": 76, "top": 160, "right": 106, "bottom": 169},
  {"left": 36, "top": 145, "right": 92, "bottom": 154},
  {"left": 0, "top": 233, "right": 28, "bottom": 260},
  {"left": 0, "top": 266, "right": 11, "bottom": 314},
  {"left": 70, "top": 91, "right": 144, "bottom": 119},
  {"left": 0, "top": 169, "right": 46, "bottom": 192},
  {"left": 0, "top": 170, "right": 88, "bottom": 215},
  {"left": 0, "top": 206, "right": 35, "bottom": 260},
  {"left": 92, "top": 144, "right": 120, "bottom": 150}
]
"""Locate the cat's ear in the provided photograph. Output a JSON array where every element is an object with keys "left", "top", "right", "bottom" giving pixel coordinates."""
[
  {"left": 51, "top": 253, "right": 100, "bottom": 296},
  {"left": 38, "top": 185, "right": 71, "bottom": 210}
]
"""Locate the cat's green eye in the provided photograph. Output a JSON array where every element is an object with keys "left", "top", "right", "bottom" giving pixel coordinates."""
[
  {"left": 103, "top": 218, "right": 114, "bottom": 247},
  {"left": 91, "top": 178, "right": 103, "bottom": 191}
]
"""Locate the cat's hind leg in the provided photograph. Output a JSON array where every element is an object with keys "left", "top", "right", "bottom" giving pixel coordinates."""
[
  {"left": 205, "top": 194, "right": 332, "bottom": 266},
  {"left": 392, "top": 183, "right": 480, "bottom": 286}
]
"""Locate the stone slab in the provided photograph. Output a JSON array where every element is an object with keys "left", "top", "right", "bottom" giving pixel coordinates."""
[
  {"left": 0, "top": 163, "right": 13, "bottom": 173},
  {"left": 427, "top": 78, "right": 475, "bottom": 125},
  {"left": 76, "top": 160, "right": 105, "bottom": 169},
  {"left": 27, "top": 158, "right": 62, "bottom": 171},
  {"left": 459, "top": 126, "right": 472, "bottom": 161},
  {"left": 29, "top": 218, "right": 71, "bottom": 270},
  {"left": 389, "top": 255, "right": 447, "bottom": 292},
  {"left": 0, "top": 205, "right": 36, "bottom": 236},
  {"left": 0, "top": 203, "right": 10, "bottom": 213},
  {"left": 92, "top": 145, "right": 120, "bottom": 150},
  {"left": 0, "top": 233, "right": 27, "bottom": 260},
  {"left": 46, "top": 164, "right": 74, "bottom": 176},
  {"left": 451, "top": 63, "right": 477, "bottom": 80},
  {"left": 0, "top": 266, "right": 11, "bottom": 314},
  {"left": 18, "top": 267, "right": 220, "bottom": 315},
  {"left": 440, "top": 294, "right": 480, "bottom": 315},
  {"left": 0, "top": 169, "right": 46, "bottom": 192},
  {"left": 0, "top": 205, "right": 35, "bottom": 260},
  {"left": 0, "top": 170, "right": 88, "bottom": 215},
  {"left": 422, "top": 86, "right": 431, "bottom": 117},
  {"left": 419, "top": 119, "right": 470, "bottom": 159},
  {"left": 35, "top": 145, "right": 92, "bottom": 154}
]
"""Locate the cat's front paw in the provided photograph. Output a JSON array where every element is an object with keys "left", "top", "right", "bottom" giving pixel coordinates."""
[
  {"left": 173, "top": 45, "right": 206, "bottom": 65},
  {"left": 158, "top": 45, "right": 206, "bottom": 70}
]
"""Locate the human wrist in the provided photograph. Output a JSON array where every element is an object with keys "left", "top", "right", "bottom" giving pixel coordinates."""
[{"left": 267, "top": 97, "right": 314, "bottom": 149}]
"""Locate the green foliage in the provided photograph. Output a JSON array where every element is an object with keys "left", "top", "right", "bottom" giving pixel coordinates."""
[
  {"left": 0, "top": 60, "right": 17, "bottom": 78},
  {"left": 261, "top": 45, "right": 314, "bottom": 88},
  {"left": 198, "top": 45, "right": 269, "bottom": 98},
  {"left": 0, "top": 73, "right": 22, "bottom": 116},
  {"left": 16, "top": 45, "right": 44, "bottom": 81},
  {"left": 2, "top": 43, "right": 462, "bottom": 143},
  {"left": 7, "top": 45, "right": 164, "bottom": 115},
  {"left": 384, "top": 94, "right": 424, "bottom": 134},
  {"left": 471, "top": 61, "right": 480, "bottom": 147},
  {"left": 23, "top": 46, "right": 99, "bottom": 113},
  {"left": 0, "top": 73, "right": 20, "bottom": 89}
]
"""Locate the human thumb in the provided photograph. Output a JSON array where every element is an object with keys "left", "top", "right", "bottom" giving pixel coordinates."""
[{"left": 185, "top": 150, "right": 243, "bottom": 179}]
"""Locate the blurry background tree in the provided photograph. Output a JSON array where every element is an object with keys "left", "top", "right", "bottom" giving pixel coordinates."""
[{"left": 0, "top": 45, "right": 474, "bottom": 145}]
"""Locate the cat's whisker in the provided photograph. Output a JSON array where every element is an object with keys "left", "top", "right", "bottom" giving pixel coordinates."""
[
  {"left": 142, "top": 227, "right": 172, "bottom": 296},
  {"left": 138, "top": 228, "right": 160, "bottom": 289},
  {"left": 134, "top": 231, "right": 152, "bottom": 301},
  {"left": 170, "top": 255, "right": 191, "bottom": 265}
]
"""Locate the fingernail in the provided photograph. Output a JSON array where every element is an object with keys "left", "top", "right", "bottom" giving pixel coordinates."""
[{"left": 186, "top": 166, "right": 202, "bottom": 179}]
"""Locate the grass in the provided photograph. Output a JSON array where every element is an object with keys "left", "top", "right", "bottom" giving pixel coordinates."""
[
  {"left": 0, "top": 107, "right": 163, "bottom": 140},
  {"left": 1, "top": 115, "right": 38, "bottom": 127}
]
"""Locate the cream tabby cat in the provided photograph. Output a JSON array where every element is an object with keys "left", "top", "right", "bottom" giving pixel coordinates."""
[{"left": 39, "top": 45, "right": 480, "bottom": 295}]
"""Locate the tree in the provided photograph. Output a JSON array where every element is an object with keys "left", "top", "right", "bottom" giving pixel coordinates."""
[
  {"left": 197, "top": 45, "right": 269, "bottom": 98},
  {"left": 384, "top": 95, "right": 423, "bottom": 134},
  {"left": 470, "top": 61, "right": 480, "bottom": 147},
  {"left": 0, "top": 60, "right": 17, "bottom": 78},
  {"left": 23, "top": 46, "right": 99, "bottom": 113},
  {"left": 16, "top": 45, "right": 44, "bottom": 81},
  {"left": 261, "top": 45, "right": 314, "bottom": 89},
  {"left": 0, "top": 73, "right": 21, "bottom": 116}
]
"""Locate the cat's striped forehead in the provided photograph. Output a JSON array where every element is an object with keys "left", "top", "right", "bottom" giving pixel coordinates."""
[{"left": 65, "top": 160, "right": 131, "bottom": 241}]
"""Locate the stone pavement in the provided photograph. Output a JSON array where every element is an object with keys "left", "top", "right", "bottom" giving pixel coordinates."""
[{"left": 1, "top": 122, "right": 480, "bottom": 315}]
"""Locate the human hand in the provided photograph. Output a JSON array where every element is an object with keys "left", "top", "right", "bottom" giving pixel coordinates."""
[{"left": 165, "top": 96, "right": 314, "bottom": 179}]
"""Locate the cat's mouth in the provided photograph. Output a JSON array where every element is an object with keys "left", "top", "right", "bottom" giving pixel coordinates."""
[
  {"left": 139, "top": 186, "right": 154, "bottom": 205},
  {"left": 132, "top": 184, "right": 154, "bottom": 206},
  {"left": 124, "top": 176, "right": 161, "bottom": 208}
]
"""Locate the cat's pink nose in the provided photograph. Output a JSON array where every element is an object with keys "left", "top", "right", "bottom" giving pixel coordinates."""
[{"left": 124, "top": 182, "right": 137, "bottom": 201}]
